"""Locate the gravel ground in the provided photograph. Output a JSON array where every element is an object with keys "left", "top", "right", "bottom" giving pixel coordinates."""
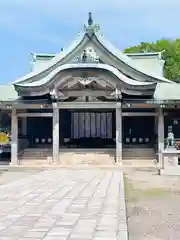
[{"left": 124, "top": 168, "right": 180, "bottom": 240}]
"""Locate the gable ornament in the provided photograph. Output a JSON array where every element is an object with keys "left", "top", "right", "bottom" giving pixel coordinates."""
[
  {"left": 84, "top": 12, "right": 100, "bottom": 35},
  {"left": 74, "top": 47, "right": 99, "bottom": 63}
]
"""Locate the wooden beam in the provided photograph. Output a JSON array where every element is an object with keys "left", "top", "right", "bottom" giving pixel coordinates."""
[
  {"left": 122, "top": 112, "right": 157, "bottom": 116},
  {"left": 58, "top": 102, "right": 116, "bottom": 109},
  {"left": 61, "top": 90, "right": 113, "bottom": 97},
  {"left": 17, "top": 112, "right": 53, "bottom": 117},
  {"left": 0, "top": 104, "right": 52, "bottom": 109}
]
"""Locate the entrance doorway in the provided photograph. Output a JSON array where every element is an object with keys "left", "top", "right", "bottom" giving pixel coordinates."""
[
  {"left": 123, "top": 116, "right": 155, "bottom": 147},
  {"left": 27, "top": 117, "right": 52, "bottom": 147},
  {"left": 63, "top": 109, "right": 115, "bottom": 148}
]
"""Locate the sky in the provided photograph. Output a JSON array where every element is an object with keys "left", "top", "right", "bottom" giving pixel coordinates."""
[{"left": 0, "top": 0, "right": 179, "bottom": 84}]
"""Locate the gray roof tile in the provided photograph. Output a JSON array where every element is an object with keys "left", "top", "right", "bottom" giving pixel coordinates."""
[
  {"left": 0, "top": 85, "right": 18, "bottom": 101},
  {"left": 154, "top": 83, "right": 180, "bottom": 100}
]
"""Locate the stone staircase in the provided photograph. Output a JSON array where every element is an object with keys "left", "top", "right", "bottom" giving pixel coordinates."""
[
  {"left": 19, "top": 148, "right": 115, "bottom": 166},
  {"left": 123, "top": 147, "right": 156, "bottom": 159},
  {"left": 122, "top": 147, "right": 157, "bottom": 167},
  {"left": 19, "top": 147, "right": 157, "bottom": 167},
  {"left": 19, "top": 148, "right": 52, "bottom": 165}
]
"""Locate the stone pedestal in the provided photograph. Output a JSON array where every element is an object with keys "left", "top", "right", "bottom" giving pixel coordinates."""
[{"left": 160, "top": 149, "right": 180, "bottom": 176}]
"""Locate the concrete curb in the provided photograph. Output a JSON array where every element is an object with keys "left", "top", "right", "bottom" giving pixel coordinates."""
[{"left": 118, "top": 171, "right": 129, "bottom": 240}]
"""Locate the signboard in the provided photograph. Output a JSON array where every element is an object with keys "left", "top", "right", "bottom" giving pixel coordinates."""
[{"left": 0, "top": 132, "right": 9, "bottom": 145}]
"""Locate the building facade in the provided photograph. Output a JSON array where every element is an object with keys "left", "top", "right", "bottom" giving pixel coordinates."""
[{"left": 1, "top": 13, "right": 180, "bottom": 166}]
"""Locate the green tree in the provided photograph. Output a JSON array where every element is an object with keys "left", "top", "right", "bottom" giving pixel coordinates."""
[{"left": 124, "top": 39, "right": 180, "bottom": 82}]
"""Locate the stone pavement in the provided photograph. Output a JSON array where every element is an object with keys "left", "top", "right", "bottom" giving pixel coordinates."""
[{"left": 0, "top": 169, "right": 128, "bottom": 240}]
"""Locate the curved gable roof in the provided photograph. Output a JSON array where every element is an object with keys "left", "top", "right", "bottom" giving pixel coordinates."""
[
  {"left": 14, "top": 63, "right": 157, "bottom": 97},
  {"left": 13, "top": 12, "right": 173, "bottom": 87},
  {"left": 15, "top": 63, "right": 156, "bottom": 88}
]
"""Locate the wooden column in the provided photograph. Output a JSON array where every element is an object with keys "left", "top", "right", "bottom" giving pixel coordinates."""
[
  {"left": 22, "top": 117, "right": 27, "bottom": 136},
  {"left": 154, "top": 110, "right": 158, "bottom": 135},
  {"left": 52, "top": 103, "right": 59, "bottom": 163},
  {"left": 158, "top": 107, "right": 164, "bottom": 168},
  {"left": 116, "top": 103, "right": 122, "bottom": 164},
  {"left": 11, "top": 108, "right": 18, "bottom": 165}
]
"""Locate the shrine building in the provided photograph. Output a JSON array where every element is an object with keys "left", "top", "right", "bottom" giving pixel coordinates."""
[{"left": 0, "top": 13, "right": 180, "bottom": 166}]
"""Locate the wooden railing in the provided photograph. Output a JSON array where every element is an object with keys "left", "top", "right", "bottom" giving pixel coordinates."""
[{"left": 18, "top": 138, "right": 29, "bottom": 157}]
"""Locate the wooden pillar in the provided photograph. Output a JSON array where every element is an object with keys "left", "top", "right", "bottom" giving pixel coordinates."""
[
  {"left": 11, "top": 108, "right": 18, "bottom": 165},
  {"left": 116, "top": 103, "right": 122, "bottom": 164},
  {"left": 52, "top": 103, "right": 59, "bottom": 163},
  {"left": 158, "top": 107, "right": 164, "bottom": 168},
  {"left": 22, "top": 117, "right": 27, "bottom": 136},
  {"left": 154, "top": 110, "right": 158, "bottom": 134}
]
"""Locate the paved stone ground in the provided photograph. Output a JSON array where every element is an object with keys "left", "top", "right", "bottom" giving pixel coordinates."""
[
  {"left": 125, "top": 168, "right": 180, "bottom": 240},
  {"left": 0, "top": 168, "right": 43, "bottom": 185},
  {"left": 0, "top": 169, "right": 127, "bottom": 240}
]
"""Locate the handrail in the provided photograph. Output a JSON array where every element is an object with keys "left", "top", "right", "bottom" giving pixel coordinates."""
[{"left": 18, "top": 138, "right": 29, "bottom": 157}]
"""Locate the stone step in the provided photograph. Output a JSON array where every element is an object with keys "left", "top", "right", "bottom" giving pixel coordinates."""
[
  {"left": 123, "top": 156, "right": 156, "bottom": 160},
  {"left": 22, "top": 152, "right": 52, "bottom": 156},
  {"left": 23, "top": 148, "right": 51, "bottom": 152},
  {"left": 123, "top": 150, "right": 155, "bottom": 152},
  {"left": 20, "top": 148, "right": 115, "bottom": 165},
  {"left": 123, "top": 158, "right": 156, "bottom": 161},
  {"left": 22, "top": 151, "right": 52, "bottom": 154},
  {"left": 123, "top": 148, "right": 154, "bottom": 151},
  {"left": 59, "top": 153, "right": 115, "bottom": 157},
  {"left": 20, "top": 154, "right": 52, "bottom": 158},
  {"left": 122, "top": 148, "right": 155, "bottom": 159},
  {"left": 123, "top": 159, "right": 157, "bottom": 166},
  {"left": 123, "top": 151, "right": 155, "bottom": 154},
  {"left": 20, "top": 160, "right": 51, "bottom": 165},
  {"left": 20, "top": 157, "right": 50, "bottom": 160},
  {"left": 123, "top": 152, "right": 155, "bottom": 155},
  {"left": 20, "top": 147, "right": 156, "bottom": 165},
  {"left": 21, "top": 148, "right": 52, "bottom": 158},
  {"left": 123, "top": 155, "right": 155, "bottom": 158}
]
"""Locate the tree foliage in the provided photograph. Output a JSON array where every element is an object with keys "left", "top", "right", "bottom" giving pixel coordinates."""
[{"left": 124, "top": 39, "right": 180, "bottom": 82}]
